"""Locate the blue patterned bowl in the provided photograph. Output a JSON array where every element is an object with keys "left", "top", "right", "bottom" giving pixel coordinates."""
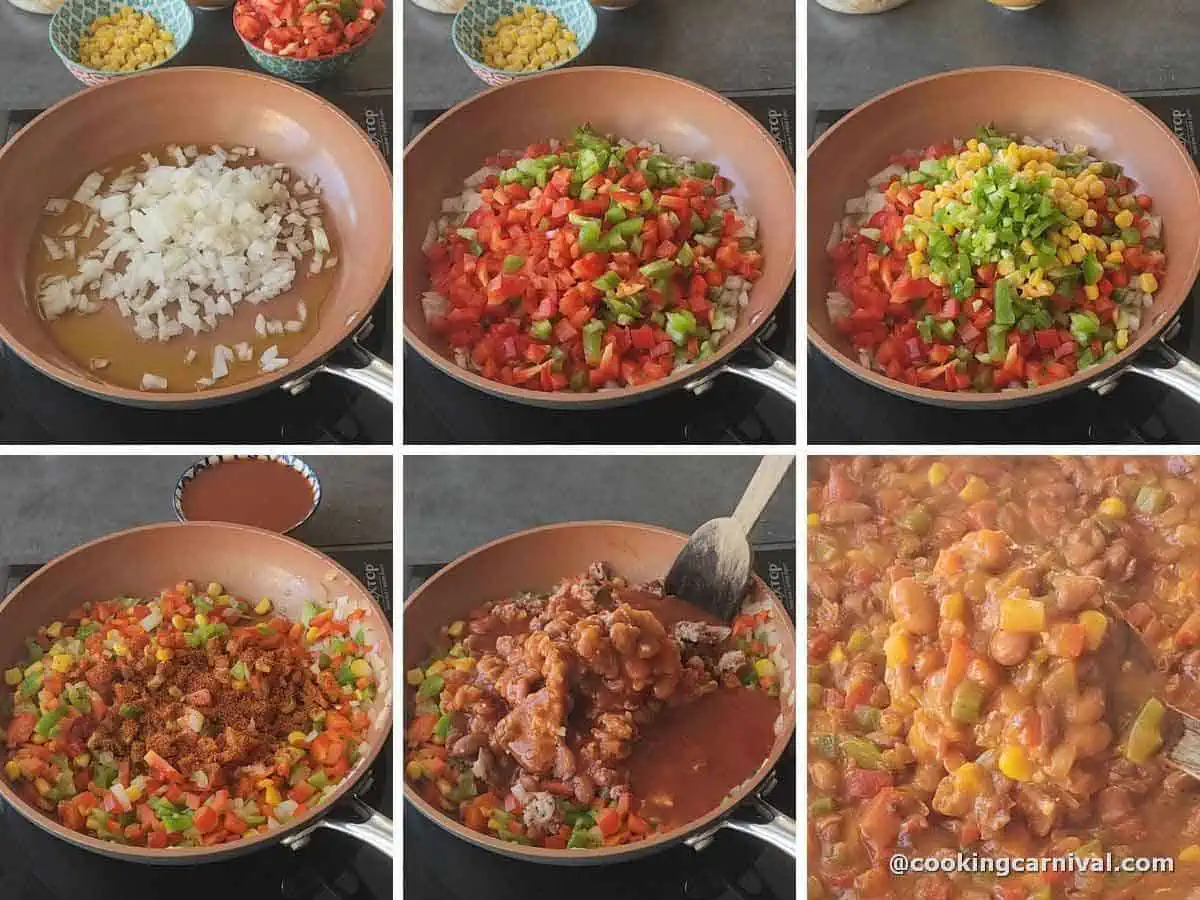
[
  {"left": 173, "top": 454, "right": 322, "bottom": 534},
  {"left": 452, "top": 0, "right": 597, "bottom": 86},
  {"left": 235, "top": 19, "right": 377, "bottom": 84},
  {"left": 50, "top": 0, "right": 194, "bottom": 87}
]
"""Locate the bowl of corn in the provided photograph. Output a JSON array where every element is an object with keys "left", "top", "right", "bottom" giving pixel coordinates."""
[
  {"left": 50, "top": 0, "right": 193, "bottom": 86},
  {"left": 452, "top": 0, "right": 596, "bottom": 86}
]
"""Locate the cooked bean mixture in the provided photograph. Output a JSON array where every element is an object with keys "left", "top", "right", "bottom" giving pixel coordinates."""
[
  {"left": 808, "top": 457, "right": 1200, "bottom": 899},
  {"left": 405, "top": 563, "right": 782, "bottom": 850},
  {"left": 2, "top": 581, "right": 380, "bottom": 848}
]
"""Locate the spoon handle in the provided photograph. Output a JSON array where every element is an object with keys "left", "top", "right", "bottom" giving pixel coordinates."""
[{"left": 732, "top": 455, "right": 795, "bottom": 534}]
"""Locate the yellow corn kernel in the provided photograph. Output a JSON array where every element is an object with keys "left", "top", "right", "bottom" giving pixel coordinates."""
[
  {"left": 913, "top": 195, "right": 935, "bottom": 218},
  {"left": 287, "top": 731, "right": 308, "bottom": 747},
  {"left": 927, "top": 461, "right": 949, "bottom": 487},
  {"left": 1082, "top": 208, "right": 1099, "bottom": 228},
  {"left": 1083, "top": 284, "right": 1099, "bottom": 301},
  {"left": 1087, "top": 179, "right": 1106, "bottom": 199},
  {"left": 1108, "top": 239, "right": 1126, "bottom": 253},
  {"left": 807, "top": 512, "right": 820, "bottom": 528},
  {"left": 171, "top": 615, "right": 186, "bottom": 630},
  {"left": 1139, "top": 273, "right": 1159, "bottom": 294},
  {"left": 207, "top": 582, "right": 223, "bottom": 597},
  {"left": 911, "top": 230, "right": 928, "bottom": 252},
  {"left": 156, "top": 647, "right": 172, "bottom": 662},
  {"left": 754, "top": 658, "right": 777, "bottom": 680},
  {"left": 216, "top": 594, "right": 231, "bottom": 606},
  {"left": 1077, "top": 609, "right": 1109, "bottom": 651},
  {"left": 194, "top": 613, "right": 209, "bottom": 627},
  {"left": 50, "top": 654, "right": 73, "bottom": 674},
  {"left": 46, "top": 621, "right": 63, "bottom": 639},
  {"left": 252, "top": 597, "right": 273, "bottom": 616},
  {"left": 907, "top": 251, "right": 926, "bottom": 271},
  {"left": 427, "top": 660, "right": 447, "bottom": 676},
  {"left": 405, "top": 760, "right": 425, "bottom": 780},
  {"left": 959, "top": 476, "right": 988, "bottom": 503},
  {"left": 1056, "top": 248, "right": 1072, "bottom": 265},
  {"left": 941, "top": 592, "right": 965, "bottom": 621},
  {"left": 406, "top": 667, "right": 425, "bottom": 686},
  {"left": 1180, "top": 845, "right": 1200, "bottom": 863},
  {"left": 1105, "top": 251, "right": 1124, "bottom": 267},
  {"left": 928, "top": 271, "right": 947, "bottom": 287},
  {"left": 1116, "top": 328, "right": 1130, "bottom": 350},
  {"left": 264, "top": 784, "right": 282, "bottom": 806},
  {"left": 999, "top": 593, "right": 1046, "bottom": 633},
  {"left": 305, "top": 626, "right": 320, "bottom": 643},
  {"left": 954, "top": 761, "right": 985, "bottom": 791},
  {"left": 999, "top": 745, "right": 1034, "bottom": 782},
  {"left": 112, "top": 642, "right": 129, "bottom": 657},
  {"left": 1114, "top": 209, "right": 1135, "bottom": 229},
  {"left": 1020, "top": 239, "right": 1036, "bottom": 256},
  {"left": 883, "top": 631, "right": 911, "bottom": 667},
  {"left": 4, "top": 667, "right": 21, "bottom": 686},
  {"left": 445, "top": 619, "right": 468, "bottom": 639},
  {"left": 996, "top": 257, "right": 1016, "bottom": 277},
  {"left": 4, "top": 760, "right": 22, "bottom": 780},
  {"left": 34, "top": 777, "right": 51, "bottom": 796},
  {"left": 828, "top": 644, "right": 846, "bottom": 665},
  {"left": 1098, "top": 497, "right": 1126, "bottom": 519},
  {"left": 350, "top": 658, "right": 372, "bottom": 678}
]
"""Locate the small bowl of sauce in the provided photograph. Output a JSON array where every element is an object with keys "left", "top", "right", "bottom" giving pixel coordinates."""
[{"left": 174, "top": 455, "right": 321, "bottom": 534}]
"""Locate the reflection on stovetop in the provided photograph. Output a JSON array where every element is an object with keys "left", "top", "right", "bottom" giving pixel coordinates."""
[
  {"left": 402, "top": 545, "right": 796, "bottom": 900},
  {"left": 0, "top": 545, "right": 394, "bottom": 900},
  {"left": 809, "top": 89, "right": 1200, "bottom": 444},
  {"left": 403, "top": 91, "right": 797, "bottom": 446},
  {"left": 0, "top": 97, "right": 394, "bottom": 446}
]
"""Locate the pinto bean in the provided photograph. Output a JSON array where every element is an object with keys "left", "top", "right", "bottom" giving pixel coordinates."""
[
  {"left": 1052, "top": 574, "right": 1102, "bottom": 613},
  {"left": 821, "top": 501, "right": 874, "bottom": 525},
  {"left": 1064, "top": 721, "right": 1112, "bottom": 759},
  {"left": 1065, "top": 687, "right": 1105, "bottom": 726},
  {"left": 810, "top": 758, "right": 841, "bottom": 793},
  {"left": 890, "top": 577, "right": 937, "bottom": 635},
  {"left": 989, "top": 630, "right": 1032, "bottom": 667},
  {"left": 1062, "top": 522, "right": 1106, "bottom": 568}
]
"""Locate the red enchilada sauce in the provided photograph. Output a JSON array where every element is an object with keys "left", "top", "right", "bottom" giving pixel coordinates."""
[
  {"left": 405, "top": 564, "right": 784, "bottom": 849},
  {"left": 179, "top": 457, "right": 315, "bottom": 533}
]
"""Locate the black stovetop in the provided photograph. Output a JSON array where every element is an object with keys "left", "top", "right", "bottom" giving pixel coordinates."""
[
  {"left": 404, "top": 91, "right": 797, "bottom": 445},
  {"left": 0, "top": 94, "right": 394, "bottom": 446},
  {"left": 403, "top": 543, "right": 796, "bottom": 900},
  {"left": 0, "top": 543, "right": 394, "bottom": 900},
  {"left": 809, "top": 89, "right": 1200, "bottom": 444}
]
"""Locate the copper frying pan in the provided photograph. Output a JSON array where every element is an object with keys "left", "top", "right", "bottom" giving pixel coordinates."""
[
  {"left": 0, "top": 68, "right": 394, "bottom": 408},
  {"left": 808, "top": 67, "right": 1200, "bottom": 409},
  {"left": 0, "top": 522, "right": 393, "bottom": 864},
  {"left": 403, "top": 521, "right": 796, "bottom": 864},
  {"left": 404, "top": 67, "right": 797, "bottom": 409}
]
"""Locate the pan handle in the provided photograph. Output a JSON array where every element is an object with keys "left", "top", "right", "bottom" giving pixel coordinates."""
[
  {"left": 283, "top": 345, "right": 394, "bottom": 403},
  {"left": 688, "top": 341, "right": 796, "bottom": 403},
  {"left": 285, "top": 796, "right": 394, "bottom": 857},
  {"left": 714, "top": 794, "right": 796, "bottom": 857},
  {"left": 1104, "top": 337, "right": 1200, "bottom": 406}
]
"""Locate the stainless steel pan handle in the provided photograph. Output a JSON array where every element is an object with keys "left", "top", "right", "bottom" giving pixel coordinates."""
[
  {"left": 283, "top": 796, "right": 394, "bottom": 857},
  {"left": 282, "top": 344, "right": 394, "bottom": 403},
  {"left": 686, "top": 341, "right": 797, "bottom": 403},
  {"left": 1092, "top": 337, "right": 1200, "bottom": 406},
  {"left": 713, "top": 795, "right": 796, "bottom": 856}
]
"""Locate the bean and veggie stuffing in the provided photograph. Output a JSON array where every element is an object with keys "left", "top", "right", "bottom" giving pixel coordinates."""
[
  {"left": 826, "top": 128, "right": 1166, "bottom": 392},
  {"left": 421, "top": 125, "right": 763, "bottom": 392},
  {"left": 2, "top": 581, "right": 380, "bottom": 848},
  {"left": 406, "top": 563, "right": 783, "bottom": 850},
  {"left": 808, "top": 457, "right": 1200, "bottom": 899}
]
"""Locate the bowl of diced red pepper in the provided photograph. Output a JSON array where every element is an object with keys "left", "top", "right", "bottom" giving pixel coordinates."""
[{"left": 233, "top": 0, "right": 384, "bottom": 83}]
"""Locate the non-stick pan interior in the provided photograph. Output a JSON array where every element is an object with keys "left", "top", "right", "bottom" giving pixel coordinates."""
[
  {"left": 404, "top": 66, "right": 796, "bottom": 407},
  {"left": 0, "top": 67, "right": 392, "bottom": 407},
  {"left": 808, "top": 66, "right": 1200, "bottom": 408},
  {"left": 402, "top": 520, "right": 796, "bottom": 864},
  {"left": 0, "top": 522, "right": 393, "bottom": 863}
]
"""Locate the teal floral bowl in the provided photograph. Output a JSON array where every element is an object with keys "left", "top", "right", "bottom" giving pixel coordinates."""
[
  {"left": 49, "top": 0, "right": 193, "bottom": 87},
  {"left": 235, "top": 28, "right": 374, "bottom": 84},
  {"left": 452, "top": 0, "right": 597, "bottom": 86}
]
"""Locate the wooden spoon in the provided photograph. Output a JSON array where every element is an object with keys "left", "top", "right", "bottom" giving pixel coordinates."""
[
  {"left": 664, "top": 455, "right": 794, "bottom": 622},
  {"left": 1101, "top": 601, "right": 1200, "bottom": 781}
]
